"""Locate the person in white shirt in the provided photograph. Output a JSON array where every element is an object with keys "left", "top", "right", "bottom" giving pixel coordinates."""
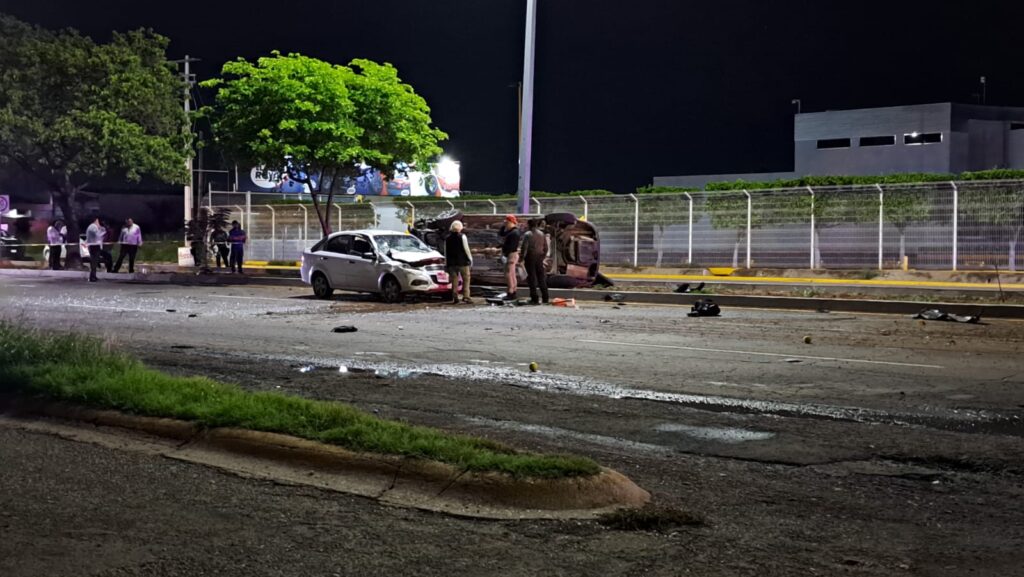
[
  {"left": 85, "top": 216, "right": 112, "bottom": 282},
  {"left": 46, "top": 219, "right": 65, "bottom": 270},
  {"left": 112, "top": 217, "right": 143, "bottom": 273}
]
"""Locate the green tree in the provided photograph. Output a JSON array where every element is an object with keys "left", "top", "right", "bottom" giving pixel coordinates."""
[
  {"left": 203, "top": 52, "right": 446, "bottom": 237},
  {"left": 880, "top": 187, "right": 931, "bottom": 265},
  {"left": 0, "top": 15, "right": 189, "bottom": 264},
  {"left": 704, "top": 191, "right": 765, "bottom": 268},
  {"left": 960, "top": 184, "right": 1024, "bottom": 271}
]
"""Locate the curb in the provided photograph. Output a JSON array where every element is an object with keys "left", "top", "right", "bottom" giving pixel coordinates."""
[{"left": 0, "top": 398, "right": 650, "bottom": 519}]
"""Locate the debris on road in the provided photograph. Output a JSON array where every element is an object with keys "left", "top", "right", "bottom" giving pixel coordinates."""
[
  {"left": 687, "top": 299, "right": 721, "bottom": 317},
  {"left": 783, "top": 358, "right": 802, "bottom": 363},
  {"left": 551, "top": 297, "right": 576, "bottom": 308},
  {"left": 674, "top": 282, "right": 706, "bottom": 294},
  {"left": 604, "top": 293, "right": 626, "bottom": 303},
  {"left": 529, "top": 361, "right": 539, "bottom": 372},
  {"left": 332, "top": 325, "right": 358, "bottom": 333},
  {"left": 600, "top": 319, "right": 611, "bottom": 324},
  {"left": 803, "top": 335, "right": 812, "bottom": 344},
  {"left": 912, "top": 309, "right": 981, "bottom": 324},
  {"left": 298, "top": 365, "right": 316, "bottom": 373},
  {"left": 165, "top": 309, "right": 176, "bottom": 313},
  {"left": 188, "top": 314, "right": 198, "bottom": 318}
]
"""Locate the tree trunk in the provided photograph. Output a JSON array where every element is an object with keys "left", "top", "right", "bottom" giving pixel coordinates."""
[
  {"left": 52, "top": 183, "right": 83, "bottom": 268},
  {"left": 654, "top": 224, "right": 665, "bottom": 268},
  {"left": 813, "top": 227, "right": 822, "bottom": 269},
  {"left": 732, "top": 229, "right": 740, "bottom": 268},
  {"left": 323, "top": 167, "right": 337, "bottom": 237}
]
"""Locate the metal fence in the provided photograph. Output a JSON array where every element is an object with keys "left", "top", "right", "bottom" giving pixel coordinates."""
[{"left": 209, "top": 179, "right": 1024, "bottom": 271}]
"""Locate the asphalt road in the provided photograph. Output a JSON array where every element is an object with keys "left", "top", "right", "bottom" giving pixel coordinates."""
[{"left": 2, "top": 276, "right": 1023, "bottom": 576}]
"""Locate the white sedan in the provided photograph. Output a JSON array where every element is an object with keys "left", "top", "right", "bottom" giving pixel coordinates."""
[{"left": 300, "top": 230, "right": 451, "bottom": 302}]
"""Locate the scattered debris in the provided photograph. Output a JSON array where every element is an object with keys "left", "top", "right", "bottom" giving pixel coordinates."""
[
  {"left": 674, "top": 282, "right": 705, "bottom": 294},
  {"left": 188, "top": 314, "right": 198, "bottom": 318},
  {"left": 912, "top": 309, "right": 981, "bottom": 324},
  {"left": 604, "top": 293, "right": 626, "bottom": 303},
  {"left": 551, "top": 297, "right": 576, "bottom": 307},
  {"left": 298, "top": 365, "right": 316, "bottom": 373},
  {"left": 170, "top": 345, "right": 195, "bottom": 350},
  {"left": 165, "top": 309, "right": 176, "bottom": 313},
  {"left": 880, "top": 330, "right": 892, "bottom": 336},
  {"left": 332, "top": 325, "right": 358, "bottom": 333},
  {"left": 687, "top": 299, "right": 721, "bottom": 317},
  {"left": 803, "top": 335, "right": 812, "bottom": 344},
  {"left": 599, "top": 319, "right": 611, "bottom": 324},
  {"left": 783, "top": 358, "right": 802, "bottom": 363},
  {"left": 816, "top": 308, "right": 830, "bottom": 314},
  {"left": 529, "top": 361, "right": 539, "bottom": 372},
  {"left": 397, "top": 326, "right": 404, "bottom": 330}
]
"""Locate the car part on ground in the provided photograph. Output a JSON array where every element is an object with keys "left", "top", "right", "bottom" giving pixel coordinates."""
[{"left": 411, "top": 210, "right": 607, "bottom": 289}]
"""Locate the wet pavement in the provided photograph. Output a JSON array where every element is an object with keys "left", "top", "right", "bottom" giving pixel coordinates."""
[{"left": 2, "top": 277, "right": 1024, "bottom": 575}]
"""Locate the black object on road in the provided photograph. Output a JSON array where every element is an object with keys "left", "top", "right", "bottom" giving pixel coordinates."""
[
  {"left": 604, "top": 293, "right": 626, "bottom": 302},
  {"left": 332, "top": 325, "right": 358, "bottom": 333},
  {"left": 912, "top": 309, "right": 980, "bottom": 324},
  {"left": 674, "top": 282, "right": 706, "bottom": 294},
  {"left": 688, "top": 299, "right": 721, "bottom": 317}
]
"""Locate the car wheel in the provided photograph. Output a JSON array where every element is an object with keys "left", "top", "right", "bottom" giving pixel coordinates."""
[
  {"left": 430, "top": 209, "right": 463, "bottom": 231},
  {"left": 544, "top": 212, "right": 577, "bottom": 226},
  {"left": 311, "top": 272, "right": 334, "bottom": 299},
  {"left": 380, "top": 275, "right": 403, "bottom": 303}
]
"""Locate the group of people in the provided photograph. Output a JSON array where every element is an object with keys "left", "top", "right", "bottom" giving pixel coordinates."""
[
  {"left": 45, "top": 217, "right": 247, "bottom": 281},
  {"left": 443, "top": 214, "right": 549, "bottom": 305}
]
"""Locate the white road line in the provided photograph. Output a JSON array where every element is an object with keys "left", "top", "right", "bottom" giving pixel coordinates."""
[
  {"left": 203, "top": 294, "right": 316, "bottom": 304},
  {"left": 63, "top": 303, "right": 170, "bottom": 314},
  {"left": 577, "top": 339, "right": 944, "bottom": 369}
]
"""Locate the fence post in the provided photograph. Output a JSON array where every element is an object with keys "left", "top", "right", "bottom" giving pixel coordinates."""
[
  {"left": 446, "top": 199, "right": 455, "bottom": 211},
  {"left": 743, "top": 189, "right": 752, "bottom": 269},
  {"left": 245, "top": 192, "right": 251, "bottom": 233},
  {"left": 265, "top": 204, "right": 276, "bottom": 261},
  {"left": 683, "top": 193, "right": 693, "bottom": 265},
  {"left": 532, "top": 197, "right": 541, "bottom": 215},
  {"left": 405, "top": 201, "right": 416, "bottom": 226},
  {"left": 334, "top": 203, "right": 342, "bottom": 232},
  {"left": 487, "top": 199, "right": 496, "bottom": 215},
  {"left": 950, "top": 181, "right": 958, "bottom": 271},
  {"left": 629, "top": 193, "right": 639, "bottom": 267},
  {"left": 298, "top": 204, "right": 308, "bottom": 243},
  {"left": 806, "top": 186, "right": 815, "bottom": 269},
  {"left": 876, "top": 184, "right": 884, "bottom": 270},
  {"left": 233, "top": 205, "right": 243, "bottom": 232},
  {"left": 368, "top": 202, "right": 379, "bottom": 227},
  {"left": 579, "top": 195, "right": 588, "bottom": 221}
]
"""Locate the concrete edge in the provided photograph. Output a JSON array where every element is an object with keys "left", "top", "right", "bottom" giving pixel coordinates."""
[{"left": 0, "top": 397, "right": 650, "bottom": 519}]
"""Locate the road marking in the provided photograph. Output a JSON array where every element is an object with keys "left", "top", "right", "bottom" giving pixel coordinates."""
[
  {"left": 204, "top": 294, "right": 315, "bottom": 303},
  {"left": 578, "top": 339, "right": 944, "bottom": 369},
  {"left": 64, "top": 303, "right": 170, "bottom": 313}
]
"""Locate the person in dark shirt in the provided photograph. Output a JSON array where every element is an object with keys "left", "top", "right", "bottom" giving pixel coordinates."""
[
  {"left": 519, "top": 218, "right": 549, "bottom": 305},
  {"left": 228, "top": 221, "right": 247, "bottom": 274},
  {"left": 444, "top": 220, "right": 473, "bottom": 304},
  {"left": 497, "top": 214, "right": 521, "bottom": 300},
  {"left": 212, "top": 228, "right": 230, "bottom": 270}
]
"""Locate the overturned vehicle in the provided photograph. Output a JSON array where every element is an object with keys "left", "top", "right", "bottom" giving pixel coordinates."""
[{"left": 410, "top": 210, "right": 612, "bottom": 288}]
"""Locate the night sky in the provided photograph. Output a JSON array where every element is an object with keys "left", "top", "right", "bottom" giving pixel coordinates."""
[{"left": 2, "top": 1, "right": 1023, "bottom": 193}]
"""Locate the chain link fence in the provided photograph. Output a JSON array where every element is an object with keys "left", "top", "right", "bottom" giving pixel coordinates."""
[{"left": 209, "top": 179, "right": 1024, "bottom": 271}]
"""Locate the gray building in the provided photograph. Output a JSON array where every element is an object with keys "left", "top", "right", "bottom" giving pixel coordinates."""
[{"left": 655, "top": 102, "right": 1024, "bottom": 189}]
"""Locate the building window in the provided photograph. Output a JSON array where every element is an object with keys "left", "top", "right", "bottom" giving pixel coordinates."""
[
  {"left": 817, "top": 138, "right": 851, "bottom": 149},
  {"left": 1011, "top": 122, "right": 1024, "bottom": 131},
  {"left": 859, "top": 135, "right": 896, "bottom": 147},
  {"left": 904, "top": 132, "right": 942, "bottom": 145}
]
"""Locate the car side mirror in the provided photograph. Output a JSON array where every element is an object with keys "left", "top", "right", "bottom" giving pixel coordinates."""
[{"left": 362, "top": 252, "right": 376, "bottom": 261}]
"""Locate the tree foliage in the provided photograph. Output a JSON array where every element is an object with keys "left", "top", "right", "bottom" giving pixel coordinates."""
[
  {"left": 960, "top": 184, "right": 1024, "bottom": 271},
  {"left": 0, "top": 14, "right": 189, "bottom": 263},
  {"left": 202, "top": 52, "right": 446, "bottom": 236}
]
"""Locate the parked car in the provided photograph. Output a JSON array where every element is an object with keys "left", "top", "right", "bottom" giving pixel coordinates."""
[
  {"left": 41, "top": 234, "right": 90, "bottom": 266},
  {"left": 300, "top": 230, "right": 451, "bottom": 302},
  {"left": 410, "top": 210, "right": 612, "bottom": 289},
  {"left": 0, "top": 232, "right": 25, "bottom": 260}
]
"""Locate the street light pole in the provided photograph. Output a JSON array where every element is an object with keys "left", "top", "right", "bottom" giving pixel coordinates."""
[
  {"left": 516, "top": 0, "right": 537, "bottom": 214},
  {"left": 173, "top": 55, "right": 200, "bottom": 237}
]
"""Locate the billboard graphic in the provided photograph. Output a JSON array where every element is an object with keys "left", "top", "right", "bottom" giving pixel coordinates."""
[{"left": 240, "top": 159, "right": 459, "bottom": 198}]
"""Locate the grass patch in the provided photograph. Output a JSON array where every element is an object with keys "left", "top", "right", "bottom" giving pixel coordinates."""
[
  {"left": 598, "top": 505, "right": 703, "bottom": 532},
  {"left": 0, "top": 322, "right": 599, "bottom": 478},
  {"left": 136, "top": 241, "right": 181, "bottom": 263}
]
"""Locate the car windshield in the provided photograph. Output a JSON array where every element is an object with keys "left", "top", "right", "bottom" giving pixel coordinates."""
[{"left": 374, "top": 234, "right": 431, "bottom": 254}]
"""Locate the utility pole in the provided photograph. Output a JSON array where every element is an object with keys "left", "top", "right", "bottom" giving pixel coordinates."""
[
  {"left": 980, "top": 76, "right": 987, "bottom": 105},
  {"left": 172, "top": 55, "right": 200, "bottom": 237},
  {"left": 516, "top": 0, "right": 537, "bottom": 214}
]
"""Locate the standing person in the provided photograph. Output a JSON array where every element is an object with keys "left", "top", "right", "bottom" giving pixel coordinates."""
[
  {"left": 444, "top": 220, "right": 473, "bottom": 304},
  {"left": 212, "top": 227, "right": 230, "bottom": 270},
  {"left": 519, "top": 218, "right": 549, "bottom": 305},
  {"left": 46, "top": 219, "right": 64, "bottom": 270},
  {"left": 498, "top": 214, "right": 521, "bottom": 300},
  {"left": 112, "top": 217, "right": 142, "bottom": 273},
  {"left": 85, "top": 216, "right": 112, "bottom": 282},
  {"left": 228, "top": 220, "right": 247, "bottom": 274}
]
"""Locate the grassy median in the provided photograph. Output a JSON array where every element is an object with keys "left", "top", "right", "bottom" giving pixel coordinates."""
[{"left": 0, "top": 322, "right": 599, "bottom": 478}]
